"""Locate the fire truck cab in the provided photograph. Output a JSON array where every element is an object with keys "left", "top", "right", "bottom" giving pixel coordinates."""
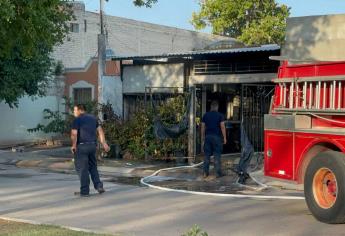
[{"left": 264, "top": 60, "right": 345, "bottom": 223}]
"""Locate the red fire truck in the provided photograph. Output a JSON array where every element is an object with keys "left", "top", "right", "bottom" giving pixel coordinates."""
[{"left": 264, "top": 60, "right": 345, "bottom": 223}]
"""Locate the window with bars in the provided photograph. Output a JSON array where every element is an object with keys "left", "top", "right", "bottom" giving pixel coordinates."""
[
  {"left": 192, "top": 60, "right": 279, "bottom": 75},
  {"left": 73, "top": 88, "right": 92, "bottom": 105},
  {"left": 70, "top": 23, "right": 79, "bottom": 33}
]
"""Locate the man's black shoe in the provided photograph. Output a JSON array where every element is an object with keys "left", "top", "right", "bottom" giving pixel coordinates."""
[
  {"left": 97, "top": 187, "right": 105, "bottom": 194},
  {"left": 238, "top": 172, "right": 250, "bottom": 184},
  {"left": 74, "top": 191, "right": 90, "bottom": 197},
  {"left": 203, "top": 173, "right": 209, "bottom": 178}
]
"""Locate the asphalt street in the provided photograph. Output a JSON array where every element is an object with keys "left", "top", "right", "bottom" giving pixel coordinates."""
[{"left": 1, "top": 164, "right": 345, "bottom": 236}]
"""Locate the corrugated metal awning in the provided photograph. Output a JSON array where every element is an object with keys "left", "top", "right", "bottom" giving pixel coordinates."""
[{"left": 111, "top": 44, "right": 280, "bottom": 60}]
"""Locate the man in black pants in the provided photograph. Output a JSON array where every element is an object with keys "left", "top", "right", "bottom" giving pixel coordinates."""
[
  {"left": 71, "top": 104, "right": 110, "bottom": 197},
  {"left": 201, "top": 101, "right": 227, "bottom": 178}
]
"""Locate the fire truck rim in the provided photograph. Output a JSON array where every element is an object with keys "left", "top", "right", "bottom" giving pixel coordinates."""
[{"left": 312, "top": 167, "right": 338, "bottom": 209}]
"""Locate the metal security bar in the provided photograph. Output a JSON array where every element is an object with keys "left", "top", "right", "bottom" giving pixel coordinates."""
[
  {"left": 193, "top": 60, "right": 278, "bottom": 75},
  {"left": 241, "top": 84, "right": 275, "bottom": 152}
]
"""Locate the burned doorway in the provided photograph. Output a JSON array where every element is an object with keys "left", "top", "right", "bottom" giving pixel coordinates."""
[
  {"left": 196, "top": 84, "right": 242, "bottom": 155},
  {"left": 196, "top": 83, "right": 274, "bottom": 155}
]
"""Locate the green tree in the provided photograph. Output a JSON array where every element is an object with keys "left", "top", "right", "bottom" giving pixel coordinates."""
[
  {"left": 0, "top": 0, "right": 72, "bottom": 107},
  {"left": 191, "top": 0, "right": 290, "bottom": 45},
  {"left": 133, "top": 0, "right": 157, "bottom": 8}
]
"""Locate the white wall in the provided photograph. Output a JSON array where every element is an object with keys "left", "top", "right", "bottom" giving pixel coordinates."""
[
  {"left": 123, "top": 64, "right": 184, "bottom": 94},
  {"left": 102, "top": 76, "right": 123, "bottom": 117},
  {"left": 283, "top": 14, "right": 345, "bottom": 61},
  {"left": 52, "top": 2, "right": 230, "bottom": 69},
  {"left": 0, "top": 96, "right": 59, "bottom": 145}
]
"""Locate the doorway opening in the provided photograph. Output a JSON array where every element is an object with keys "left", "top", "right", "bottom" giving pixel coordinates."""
[{"left": 195, "top": 83, "right": 274, "bottom": 155}]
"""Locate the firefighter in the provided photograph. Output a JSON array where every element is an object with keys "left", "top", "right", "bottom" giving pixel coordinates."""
[
  {"left": 201, "top": 100, "right": 227, "bottom": 178},
  {"left": 71, "top": 104, "right": 110, "bottom": 197}
]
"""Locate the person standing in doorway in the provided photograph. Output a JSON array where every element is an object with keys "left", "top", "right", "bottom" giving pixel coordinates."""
[
  {"left": 71, "top": 104, "right": 110, "bottom": 197},
  {"left": 201, "top": 101, "right": 227, "bottom": 178}
]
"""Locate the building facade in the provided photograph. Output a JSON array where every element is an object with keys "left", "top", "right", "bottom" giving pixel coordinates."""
[
  {"left": 0, "top": 1, "right": 232, "bottom": 144},
  {"left": 55, "top": 2, "right": 230, "bottom": 116},
  {"left": 115, "top": 45, "right": 281, "bottom": 156}
]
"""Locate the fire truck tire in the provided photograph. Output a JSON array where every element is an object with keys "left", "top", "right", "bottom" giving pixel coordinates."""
[{"left": 304, "top": 151, "right": 345, "bottom": 224}]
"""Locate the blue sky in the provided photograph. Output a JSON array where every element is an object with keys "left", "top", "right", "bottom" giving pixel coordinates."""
[{"left": 83, "top": 0, "right": 345, "bottom": 32}]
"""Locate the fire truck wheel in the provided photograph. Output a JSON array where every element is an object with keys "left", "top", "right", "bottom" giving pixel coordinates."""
[{"left": 304, "top": 151, "right": 345, "bottom": 224}]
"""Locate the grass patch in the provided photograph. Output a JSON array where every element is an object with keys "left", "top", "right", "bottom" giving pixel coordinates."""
[{"left": 0, "top": 219, "right": 114, "bottom": 236}]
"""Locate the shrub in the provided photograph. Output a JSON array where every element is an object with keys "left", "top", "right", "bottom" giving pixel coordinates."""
[
  {"left": 103, "top": 94, "right": 189, "bottom": 160},
  {"left": 29, "top": 95, "right": 189, "bottom": 160},
  {"left": 182, "top": 225, "right": 208, "bottom": 236},
  {"left": 27, "top": 109, "right": 69, "bottom": 134},
  {"left": 27, "top": 97, "right": 98, "bottom": 136}
]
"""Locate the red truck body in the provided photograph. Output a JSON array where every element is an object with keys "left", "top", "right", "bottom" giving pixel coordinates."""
[{"left": 264, "top": 61, "right": 345, "bottom": 183}]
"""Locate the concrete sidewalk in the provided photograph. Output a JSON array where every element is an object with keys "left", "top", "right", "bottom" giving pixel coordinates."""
[{"left": 0, "top": 148, "right": 158, "bottom": 178}]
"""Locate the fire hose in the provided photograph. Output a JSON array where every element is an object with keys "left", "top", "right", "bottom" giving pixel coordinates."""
[{"left": 140, "top": 162, "right": 305, "bottom": 200}]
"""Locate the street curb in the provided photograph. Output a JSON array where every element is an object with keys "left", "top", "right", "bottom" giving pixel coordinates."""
[{"left": 13, "top": 159, "right": 156, "bottom": 178}]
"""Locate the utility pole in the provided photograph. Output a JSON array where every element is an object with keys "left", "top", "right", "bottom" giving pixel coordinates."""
[
  {"left": 98, "top": 0, "right": 106, "bottom": 121},
  {"left": 188, "top": 86, "right": 196, "bottom": 163}
]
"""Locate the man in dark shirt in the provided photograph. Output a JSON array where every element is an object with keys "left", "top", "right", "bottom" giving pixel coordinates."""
[
  {"left": 71, "top": 104, "right": 110, "bottom": 197},
  {"left": 201, "top": 101, "right": 227, "bottom": 178}
]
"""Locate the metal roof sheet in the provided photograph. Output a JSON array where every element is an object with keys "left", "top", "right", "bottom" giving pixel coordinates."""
[{"left": 111, "top": 44, "right": 280, "bottom": 60}]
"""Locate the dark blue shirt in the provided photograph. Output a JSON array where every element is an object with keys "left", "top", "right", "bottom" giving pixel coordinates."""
[
  {"left": 202, "top": 111, "right": 225, "bottom": 137},
  {"left": 71, "top": 114, "right": 99, "bottom": 144}
]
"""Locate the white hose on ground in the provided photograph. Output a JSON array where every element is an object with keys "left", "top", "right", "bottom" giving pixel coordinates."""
[
  {"left": 249, "top": 173, "right": 269, "bottom": 189},
  {"left": 140, "top": 161, "right": 304, "bottom": 200},
  {"left": 235, "top": 174, "right": 268, "bottom": 192}
]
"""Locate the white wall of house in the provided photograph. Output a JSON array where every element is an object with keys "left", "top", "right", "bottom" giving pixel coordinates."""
[
  {"left": 0, "top": 96, "right": 59, "bottom": 145},
  {"left": 102, "top": 76, "right": 123, "bottom": 117},
  {"left": 123, "top": 63, "right": 184, "bottom": 94},
  {"left": 52, "top": 2, "right": 230, "bottom": 69}
]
